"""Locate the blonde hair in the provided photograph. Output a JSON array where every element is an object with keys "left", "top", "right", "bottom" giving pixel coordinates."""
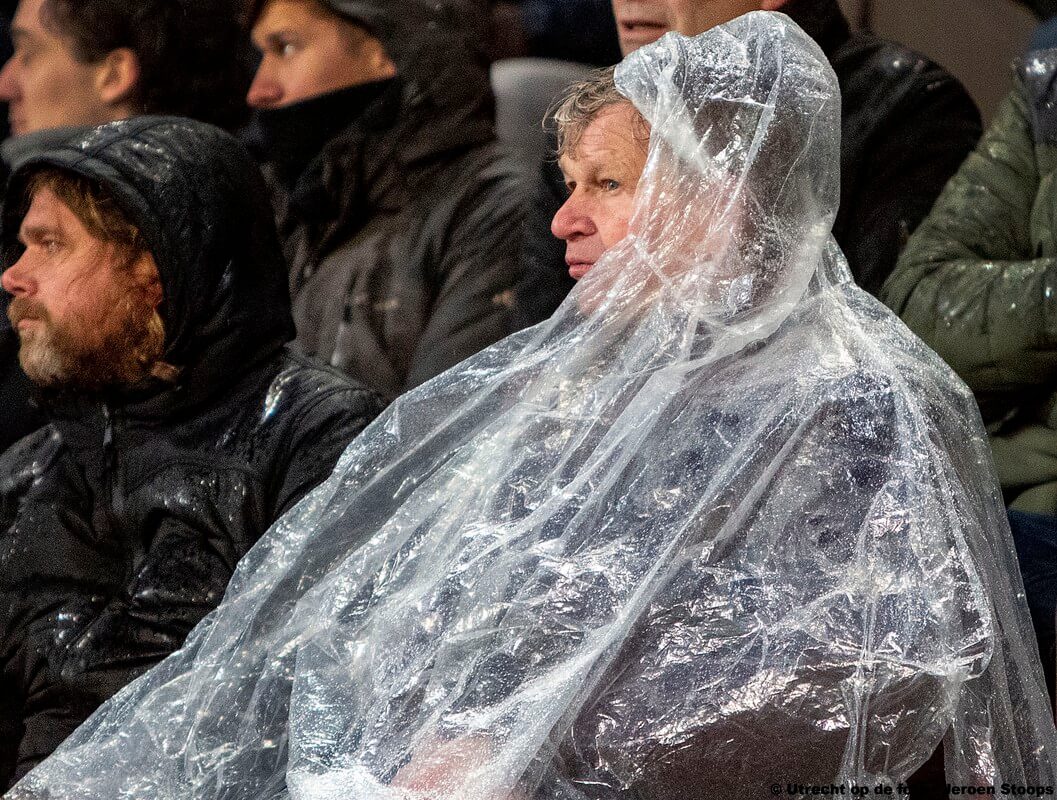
[{"left": 552, "top": 67, "right": 650, "bottom": 159}]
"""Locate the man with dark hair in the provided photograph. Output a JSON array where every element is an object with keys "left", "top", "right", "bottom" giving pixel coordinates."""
[
  {"left": 245, "top": 0, "right": 528, "bottom": 399},
  {"left": 0, "top": 0, "right": 250, "bottom": 134},
  {"left": 0, "top": 116, "right": 382, "bottom": 788}
]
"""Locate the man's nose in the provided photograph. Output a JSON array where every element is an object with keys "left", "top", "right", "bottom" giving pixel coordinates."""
[
  {"left": 2, "top": 254, "right": 35, "bottom": 297},
  {"left": 0, "top": 56, "right": 21, "bottom": 103},
  {"left": 551, "top": 195, "right": 597, "bottom": 241},
  {"left": 246, "top": 66, "right": 283, "bottom": 109}
]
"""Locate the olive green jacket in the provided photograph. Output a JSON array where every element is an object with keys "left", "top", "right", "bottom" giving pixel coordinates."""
[{"left": 883, "top": 52, "right": 1057, "bottom": 514}]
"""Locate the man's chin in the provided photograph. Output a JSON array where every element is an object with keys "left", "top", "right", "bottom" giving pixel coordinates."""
[
  {"left": 8, "top": 116, "right": 29, "bottom": 137},
  {"left": 19, "top": 345, "right": 68, "bottom": 389},
  {"left": 568, "top": 262, "right": 594, "bottom": 281}
]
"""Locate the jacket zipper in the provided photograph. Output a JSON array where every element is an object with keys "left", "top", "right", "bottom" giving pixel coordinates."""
[{"left": 100, "top": 403, "right": 124, "bottom": 540}]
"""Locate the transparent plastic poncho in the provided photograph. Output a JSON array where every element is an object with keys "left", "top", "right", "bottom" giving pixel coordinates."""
[{"left": 9, "top": 12, "right": 1057, "bottom": 799}]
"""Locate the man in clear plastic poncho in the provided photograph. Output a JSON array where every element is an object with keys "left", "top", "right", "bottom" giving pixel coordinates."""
[{"left": 7, "top": 12, "right": 1057, "bottom": 800}]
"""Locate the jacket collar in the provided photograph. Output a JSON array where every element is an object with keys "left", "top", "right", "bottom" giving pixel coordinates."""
[
  {"left": 245, "top": 79, "right": 399, "bottom": 194},
  {"left": 279, "top": 76, "right": 495, "bottom": 261}
]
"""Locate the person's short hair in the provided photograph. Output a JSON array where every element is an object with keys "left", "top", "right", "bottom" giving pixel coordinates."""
[
  {"left": 246, "top": 0, "right": 374, "bottom": 45},
  {"left": 41, "top": 0, "right": 252, "bottom": 130},
  {"left": 552, "top": 67, "right": 650, "bottom": 159},
  {"left": 24, "top": 167, "right": 146, "bottom": 266},
  {"left": 248, "top": 0, "right": 324, "bottom": 25}
]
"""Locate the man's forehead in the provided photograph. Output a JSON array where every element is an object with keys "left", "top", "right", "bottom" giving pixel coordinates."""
[
  {"left": 20, "top": 187, "right": 76, "bottom": 233},
  {"left": 253, "top": 0, "right": 332, "bottom": 31},
  {"left": 12, "top": 0, "right": 47, "bottom": 32},
  {"left": 562, "top": 106, "right": 647, "bottom": 169}
]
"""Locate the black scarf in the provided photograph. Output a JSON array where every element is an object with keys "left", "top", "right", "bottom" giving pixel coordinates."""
[{"left": 243, "top": 78, "right": 399, "bottom": 191}]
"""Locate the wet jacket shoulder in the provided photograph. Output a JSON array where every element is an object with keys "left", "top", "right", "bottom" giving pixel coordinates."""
[
  {"left": 272, "top": 0, "right": 527, "bottom": 400},
  {"left": 881, "top": 52, "right": 1057, "bottom": 513},
  {"left": 287, "top": 112, "right": 525, "bottom": 399},
  {"left": 0, "top": 118, "right": 383, "bottom": 788},
  {"left": 792, "top": 0, "right": 982, "bottom": 295}
]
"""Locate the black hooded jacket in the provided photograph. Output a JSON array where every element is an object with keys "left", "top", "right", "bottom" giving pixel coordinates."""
[
  {"left": 514, "top": 0, "right": 983, "bottom": 322},
  {"left": 248, "top": 0, "right": 528, "bottom": 400},
  {"left": 0, "top": 118, "right": 383, "bottom": 788}
]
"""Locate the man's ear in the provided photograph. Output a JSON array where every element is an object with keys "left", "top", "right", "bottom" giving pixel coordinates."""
[
  {"left": 760, "top": 0, "right": 788, "bottom": 9},
  {"left": 94, "top": 48, "right": 140, "bottom": 110}
]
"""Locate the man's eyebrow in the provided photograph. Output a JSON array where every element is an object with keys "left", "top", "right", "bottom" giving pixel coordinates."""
[
  {"left": 18, "top": 223, "right": 55, "bottom": 243},
  {"left": 263, "top": 30, "right": 295, "bottom": 48},
  {"left": 9, "top": 26, "right": 30, "bottom": 45}
]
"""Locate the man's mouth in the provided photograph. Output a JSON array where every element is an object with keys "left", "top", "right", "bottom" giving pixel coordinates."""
[
  {"left": 618, "top": 18, "right": 669, "bottom": 45},
  {"left": 567, "top": 260, "right": 594, "bottom": 281},
  {"left": 8, "top": 299, "right": 49, "bottom": 331}
]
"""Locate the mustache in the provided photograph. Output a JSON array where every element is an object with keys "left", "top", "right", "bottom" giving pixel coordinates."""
[{"left": 7, "top": 297, "right": 51, "bottom": 327}]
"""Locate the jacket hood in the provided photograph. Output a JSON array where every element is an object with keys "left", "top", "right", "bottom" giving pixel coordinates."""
[
  {"left": 318, "top": 0, "right": 495, "bottom": 156},
  {"left": 2, "top": 116, "right": 296, "bottom": 410}
]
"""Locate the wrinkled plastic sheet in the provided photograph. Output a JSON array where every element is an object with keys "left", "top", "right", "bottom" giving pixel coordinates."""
[{"left": 9, "top": 11, "right": 1057, "bottom": 800}]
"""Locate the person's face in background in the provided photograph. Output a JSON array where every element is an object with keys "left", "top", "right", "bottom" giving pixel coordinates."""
[
  {"left": 611, "top": 0, "right": 788, "bottom": 56},
  {"left": 0, "top": 0, "right": 138, "bottom": 136},
  {"left": 552, "top": 102, "right": 650, "bottom": 280},
  {"left": 610, "top": 0, "right": 672, "bottom": 56},
  {"left": 664, "top": 0, "right": 786, "bottom": 39},
  {"left": 247, "top": 0, "right": 397, "bottom": 109}
]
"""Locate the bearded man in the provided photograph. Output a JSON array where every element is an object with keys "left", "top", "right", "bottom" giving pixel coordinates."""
[
  {"left": 0, "top": 0, "right": 256, "bottom": 454},
  {"left": 0, "top": 117, "right": 383, "bottom": 789}
]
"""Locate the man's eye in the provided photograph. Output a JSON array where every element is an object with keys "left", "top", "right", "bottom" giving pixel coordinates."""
[
  {"left": 42, "top": 240, "right": 60, "bottom": 254},
  {"left": 279, "top": 41, "right": 298, "bottom": 57},
  {"left": 601, "top": 179, "right": 621, "bottom": 191}
]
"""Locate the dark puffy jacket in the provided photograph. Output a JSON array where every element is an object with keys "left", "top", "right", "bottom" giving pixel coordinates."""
[
  {"left": 0, "top": 118, "right": 383, "bottom": 788},
  {"left": 264, "top": 0, "right": 527, "bottom": 400},
  {"left": 514, "top": 0, "right": 982, "bottom": 322}
]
